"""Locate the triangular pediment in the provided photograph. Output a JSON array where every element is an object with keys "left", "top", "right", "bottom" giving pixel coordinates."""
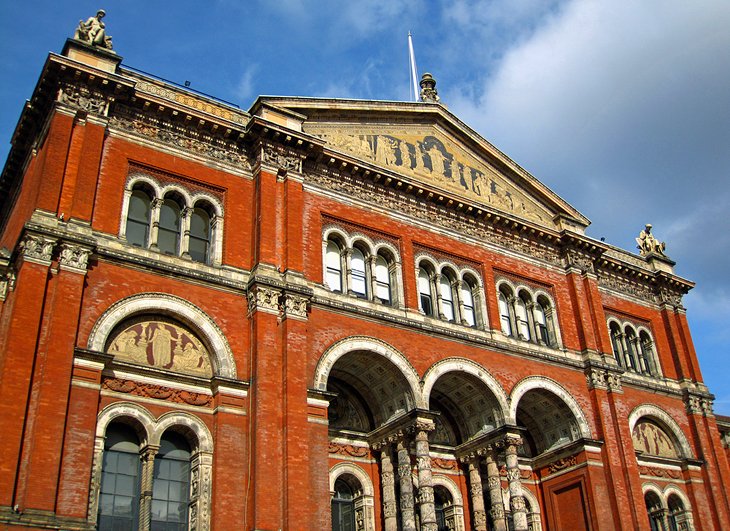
[{"left": 253, "top": 97, "right": 589, "bottom": 232}]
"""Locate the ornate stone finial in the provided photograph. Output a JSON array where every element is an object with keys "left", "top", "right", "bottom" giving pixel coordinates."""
[
  {"left": 636, "top": 224, "right": 667, "bottom": 257},
  {"left": 74, "top": 9, "right": 114, "bottom": 51},
  {"left": 419, "top": 73, "right": 440, "bottom": 103}
]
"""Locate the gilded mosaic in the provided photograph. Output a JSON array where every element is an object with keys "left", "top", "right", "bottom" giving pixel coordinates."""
[
  {"left": 312, "top": 127, "right": 552, "bottom": 224},
  {"left": 106, "top": 317, "right": 213, "bottom": 377}
]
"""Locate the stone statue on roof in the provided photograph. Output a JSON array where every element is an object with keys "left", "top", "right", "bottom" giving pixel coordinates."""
[
  {"left": 419, "top": 73, "right": 440, "bottom": 103},
  {"left": 636, "top": 224, "right": 667, "bottom": 257},
  {"left": 74, "top": 9, "right": 114, "bottom": 51}
]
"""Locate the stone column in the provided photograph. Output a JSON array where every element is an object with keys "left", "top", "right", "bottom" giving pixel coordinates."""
[
  {"left": 148, "top": 197, "right": 163, "bottom": 249},
  {"left": 139, "top": 445, "right": 159, "bottom": 531},
  {"left": 485, "top": 448, "right": 507, "bottom": 531},
  {"left": 380, "top": 445, "right": 398, "bottom": 531},
  {"left": 415, "top": 424, "right": 437, "bottom": 531},
  {"left": 396, "top": 437, "right": 416, "bottom": 531},
  {"left": 504, "top": 435, "right": 527, "bottom": 531},
  {"left": 466, "top": 457, "right": 488, "bottom": 531},
  {"left": 180, "top": 206, "right": 193, "bottom": 258},
  {"left": 367, "top": 254, "right": 377, "bottom": 302}
]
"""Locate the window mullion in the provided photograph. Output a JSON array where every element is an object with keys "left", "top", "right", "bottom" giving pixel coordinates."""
[
  {"left": 148, "top": 198, "right": 163, "bottom": 250},
  {"left": 180, "top": 206, "right": 193, "bottom": 259},
  {"left": 138, "top": 445, "right": 159, "bottom": 531}
]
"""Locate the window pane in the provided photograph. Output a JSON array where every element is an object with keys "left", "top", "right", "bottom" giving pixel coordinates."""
[
  {"left": 461, "top": 283, "right": 476, "bottom": 327},
  {"left": 375, "top": 256, "right": 391, "bottom": 304},
  {"left": 516, "top": 299, "right": 531, "bottom": 340},
  {"left": 351, "top": 248, "right": 367, "bottom": 297},
  {"left": 440, "top": 277, "right": 455, "bottom": 321},
  {"left": 499, "top": 294, "right": 512, "bottom": 336},
  {"left": 189, "top": 208, "right": 211, "bottom": 263},
  {"left": 126, "top": 190, "right": 151, "bottom": 247},
  {"left": 152, "top": 433, "right": 190, "bottom": 528},
  {"left": 158, "top": 199, "right": 181, "bottom": 255},
  {"left": 325, "top": 241, "right": 342, "bottom": 292},
  {"left": 419, "top": 269, "right": 433, "bottom": 316}
]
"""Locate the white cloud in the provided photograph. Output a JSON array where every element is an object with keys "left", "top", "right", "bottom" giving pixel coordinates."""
[{"left": 234, "top": 64, "right": 259, "bottom": 103}]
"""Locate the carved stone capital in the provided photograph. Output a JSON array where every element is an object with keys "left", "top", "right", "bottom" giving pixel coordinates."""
[
  {"left": 685, "top": 394, "right": 703, "bottom": 415},
  {"left": 606, "top": 372, "right": 623, "bottom": 393},
  {"left": 20, "top": 234, "right": 56, "bottom": 265},
  {"left": 658, "top": 285, "right": 683, "bottom": 308},
  {"left": 564, "top": 248, "right": 595, "bottom": 274},
  {"left": 489, "top": 505, "right": 505, "bottom": 521},
  {"left": 260, "top": 143, "right": 302, "bottom": 174},
  {"left": 282, "top": 293, "right": 309, "bottom": 321},
  {"left": 58, "top": 242, "right": 92, "bottom": 273},
  {"left": 247, "top": 285, "right": 281, "bottom": 316},
  {"left": 585, "top": 367, "right": 608, "bottom": 390}
]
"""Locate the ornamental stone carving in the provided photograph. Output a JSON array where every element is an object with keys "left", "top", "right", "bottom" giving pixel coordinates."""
[
  {"left": 564, "top": 248, "right": 595, "bottom": 274},
  {"left": 658, "top": 286, "right": 683, "bottom": 308},
  {"left": 21, "top": 234, "right": 56, "bottom": 264},
  {"left": 282, "top": 293, "right": 309, "bottom": 320},
  {"left": 59, "top": 85, "right": 109, "bottom": 115},
  {"left": 59, "top": 242, "right": 92, "bottom": 272},
  {"left": 247, "top": 285, "right": 281, "bottom": 315},
  {"left": 419, "top": 73, "right": 440, "bottom": 103},
  {"left": 685, "top": 394, "right": 703, "bottom": 415},
  {"left": 606, "top": 372, "right": 623, "bottom": 393},
  {"left": 548, "top": 455, "right": 577, "bottom": 473},
  {"left": 585, "top": 368, "right": 607, "bottom": 390},
  {"left": 261, "top": 144, "right": 302, "bottom": 173},
  {"left": 0, "top": 271, "right": 15, "bottom": 301}
]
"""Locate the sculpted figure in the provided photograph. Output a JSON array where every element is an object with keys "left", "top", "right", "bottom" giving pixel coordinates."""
[
  {"left": 636, "top": 224, "right": 667, "bottom": 256},
  {"left": 74, "top": 10, "right": 114, "bottom": 50}
]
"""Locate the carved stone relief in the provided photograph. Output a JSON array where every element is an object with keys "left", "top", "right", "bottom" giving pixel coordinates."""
[
  {"left": 311, "top": 127, "right": 551, "bottom": 225},
  {"left": 106, "top": 316, "right": 213, "bottom": 377},
  {"left": 102, "top": 377, "right": 213, "bottom": 406},
  {"left": 58, "top": 242, "right": 92, "bottom": 272},
  {"left": 58, "top": 84, "right": 109, "bottom": 115},
  {"left": 20, "top": 234, "right": 56, "bottom": 264}
]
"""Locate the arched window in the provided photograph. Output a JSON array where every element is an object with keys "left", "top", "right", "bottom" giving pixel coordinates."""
[
  {"left": 498, "top": 291, "right": 512, "bottom": 336},
  {"left": 460, "top": 278, "right": 477, "bottom": 327},
  {"left": 98, "top": 423, "right": 141, "bottom": 531},
  {"left": 609, "top": 322, "right": 624, "bottom": 368},
  {"left": 350, "top": 247, "right": 368, "bottom": 299},
  {"left": 644, "top": 491, "right": 665, "bottom": 531},
  {"left": 515, "top": 295, "right": 531, "bottom": 341},
  {"left": 418, "top": 267, "right": 434, "bottom": 317},
  {"left": 434, "top": 486, "right": 452, "bottom": 531},
  {"left": 151, "top": 431, "right": 191, "bottom": 530},
  {"left": 439, "top": 272, "right": 456, "bottom": 322},
  {"left": 639, "top": 331, "right": 656, "bottom": 376},
  {"left": 325, "top": 239, "right": 344, "bottom": 292},
  {"left": 625, "top": 328, "right": 639, "bottom": 371},
  {"left": 188, "top": 206, "right": 212, "bottom": 264},
  {"left": 331, "top": 477, "right": 355, "bottom": 531},
  {"left": 126, "top": 188, "right": 152, "bottom": 248},
  {"left": 158, "top": 197, "right": 182, "bottom": 255},
  {"left": 374, "top": 254, "right": 391, "bottom": 304},
  {"left": 667, "top": 494, "right": 691, "bottom": 531},
  {"left": 534, "top": 297, "right": 551, "bottom": 345}
]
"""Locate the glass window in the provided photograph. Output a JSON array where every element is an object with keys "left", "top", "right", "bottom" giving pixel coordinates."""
[
  {"left": 350, "top": 248, "right": 368, "bottom": 298},
  {"left": 374, "top": 254, "right": 391, "bottom": 304},
  {"left": 610, "top": 324, "right": 624, "bottom": 367},
  {"left": 625, "top": 329, "right": 639, "bottom": 371},
  {"left": 98, "top": 423, "right": 141, "bottom": 531},
  {"left": 434, "top": 486, "right": 452, "bottom": 531},
  {"left": 498, "top": 292, "right": 512, "bottom": 336},
  {"left": 331, "top": 478, "right": 355, "bottom": 531},
  {"left": 189, "top": 207, "right": 211, "bottom": 264},
  {"left": 639, "top": 332, "right": 654, "bottom": 375},
  {"left": 158, "top": 198, "right": 181, "bottom": 255},
  {"left": 419, "top": 268, "right": 434, "bottom": 316},
  {"left": 325, "top": 240, "right": 343, "bottom": 292},
  {"left": 151, "top": 432, "right": 190, "bottom": 531},
  {"left": 516, "top": 297, "right": 531, "bottom": 341},
  {"left": 126, "top": 189, "right": 151, "bottom": 248},
  {"left": 440, "top": 275, "right": 455, "bottom": 322},
  {"left": 461, "top": 281, "right": 476, "bottom": 327},
  {"left": 535, "top": 301, "right": 549, "bottom": 344}
]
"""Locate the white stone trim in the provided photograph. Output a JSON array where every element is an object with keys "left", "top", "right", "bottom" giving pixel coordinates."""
[
  {"left": 508, "top": 376, "right": 592, "bottom": 438},
  {"left": 87, "top": 292, "right": 236, "bottom": 378},
  {"left": 329, "top": 462, "right": 376, "bottom": 531}
]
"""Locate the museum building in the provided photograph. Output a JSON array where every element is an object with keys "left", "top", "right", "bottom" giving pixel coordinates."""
[{"left": 0, "top": 15, "right": 729, "bottom": 531}]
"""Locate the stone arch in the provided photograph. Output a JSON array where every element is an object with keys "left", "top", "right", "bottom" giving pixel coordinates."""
[
  {"left": 373, "top": 240, "right": 400, "bottom": 261},
  {"left": 349, "top": 233, "right": 376, "bottom": 255},
  {"left": 95, "top": 401, "right": 155, "bottom": 445},
  {"left": 190, "top": 192, "right": 224, "bottom": 217},
  {"left": 414, "top": 253, "right": 439, "bottom": 272},
  {"left": 87, "top": 292, "right": 236, "bottom": 378},
  {"left": 153, "top": 411, "right": 214, "bottom": 453},
  {"left": 509, "top": 376, "right": 591, "bottom": 438},
  {"left": 329, "top": 462, "right": 375, "bottom": 497},
  {"left": 628, "top": 404, "right": 694, "bottom": 459},
  {"left": 663, "top": 485, "right": 692, "bottom": 508},
  {"left": 160, "top": 183, "right": 193, "bottom": 207},
  {"left": 431, "top": 474, "right": 464, "bottom": 506},
  {"left": 422, "top": 358, "right": 509, "bottom": 420},
  {"left": 126, "top": 172, "right": 162, "bottom": 197},
  {"left": 642, "top": 482, "right": 664, "bottom": 498},
  {"left": 313, "top": 336, "right": 422, "bottom": 407}
]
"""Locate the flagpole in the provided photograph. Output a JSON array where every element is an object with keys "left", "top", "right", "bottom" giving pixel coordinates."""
[{"left": 408, "top": 32, "right": 419, "bottom": 101}]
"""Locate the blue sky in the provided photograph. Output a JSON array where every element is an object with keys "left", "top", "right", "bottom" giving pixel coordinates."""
[{"left": 1, "top": 1, "right": 729, "bottom": 412}]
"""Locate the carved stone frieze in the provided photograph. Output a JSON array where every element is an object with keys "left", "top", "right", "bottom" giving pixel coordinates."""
[
  {"left": 102, "top": 378, "right": 213, "bottom": 406},
  {"left": 247, "top": 285, "right": 281, "bottom": 315},
  {"left": 58, "top": 242, "right": 92, "bottom": 273},
  {"left": 58, "top": 84, "right": 109, "bottom": 115},
  {"left": 548, "top": 455, "right": 578, "bottom": 473},
  {"left": 606, "top": 372, "right": 623, "bottom": 393},
  {"left": 585, "top": 367, "right": 608, "bottom": 390},
  {"left": 638, "top": 465, "right": 681, "bottom": 479},
  {"left": 597, "top": 269, "right": 657, "bottom": 304},
  {"left": 563, "top": 248, "right": 595, "bottom": 274},
  {"left": 431, "top": 457, "right": 458, "bottom": 471},
  {"left": 306, "top": 167, "right": 562, "bottom": 265},
  {"left": 658, "top": 285, "right": 684, "bottom": 308},
  {"left": 109, "top": 106, "right": 251, "bottom": 170},
  {"left": 685, "top": 394, "right": 703, "bottom": 415},
  {"left": 20, "top": 234, "right": 56, "bottom": 265},
  {"left": 328, "top": 442, "right": 369, "bottom": 458},
  {"left": 261, "top": 143, "right": 302, "bottom": 173}
]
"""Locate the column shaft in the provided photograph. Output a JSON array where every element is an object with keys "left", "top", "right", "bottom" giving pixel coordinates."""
[
  {"left": 397, "top": 439, "right": 416, "bottom": 531},
  {"left": 415, "top": 429, "right": 436, "bottom": 531},
  {"left": 504, "top": 437, "right": 527, "bottom": 531},
  {"left": 467, "top": 459, "right": 487, "bottom": 531},
  {"left": 486, "top": 450, "right": 507, "bottom": 531},
  {"left": 380, "top": 447, "right": 398, "bottom": 531}
]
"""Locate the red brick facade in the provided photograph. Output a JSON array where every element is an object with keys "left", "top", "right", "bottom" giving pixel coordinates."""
[{"left": 0, "top": 39, "right": 728, "bottom": 531}]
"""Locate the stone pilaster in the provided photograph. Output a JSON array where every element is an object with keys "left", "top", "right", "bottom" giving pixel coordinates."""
[
  {"left": 466, "top": 458, "right": 488, "bottom": 531},
  {"left": 503, "top": 435, "right": 527, "bottom": 531},
  {"left": 415, "top": 422, "right": 437, "bottom": 531},
  {"left": 396, "top": 437, "right": 416, "bottom": 531},
  {"left": 379, "top": 445, "right": 398, "bottom": 531},
  {"left": 485, "top": 448, "right": 507, "bottom": 531}
]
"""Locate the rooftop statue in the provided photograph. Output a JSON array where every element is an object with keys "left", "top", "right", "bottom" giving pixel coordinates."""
[
  {"left": 636, "top": 224, "right": 667, "bottom": 257},
  {"left": 419, "top": 73, "right": 440, "bottom": 103},
  {"left": 74, "top": 9, "right": 114, "bottom": 51}
]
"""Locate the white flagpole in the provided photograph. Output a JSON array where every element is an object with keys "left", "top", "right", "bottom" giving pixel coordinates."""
[{"left": 408, "top": 32, "right": 419, "bottom": 101}]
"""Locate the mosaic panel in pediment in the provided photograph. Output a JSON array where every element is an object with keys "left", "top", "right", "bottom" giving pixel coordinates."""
[
  {"left": 632, "top": 419, "right": 679, "bottom": 459},
  {"left": 106, "top": 316, "right": 213, "bottom": 377},
  {"left": 309, "top": 124, "right": 554, "bottom": 225}
]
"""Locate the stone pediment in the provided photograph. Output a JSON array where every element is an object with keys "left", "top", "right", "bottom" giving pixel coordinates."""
[{"left": 253, "top": 98, "right": 589, "bottom": 232}]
